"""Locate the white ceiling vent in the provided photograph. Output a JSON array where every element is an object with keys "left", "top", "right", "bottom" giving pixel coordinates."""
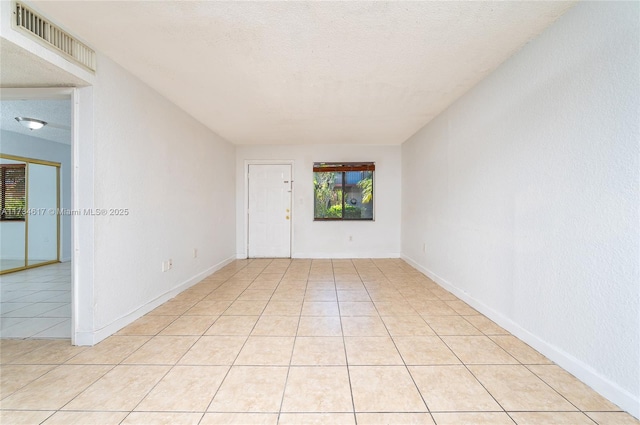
[{"left": 15, "top": 2, "right": 96, "bottom": 72}]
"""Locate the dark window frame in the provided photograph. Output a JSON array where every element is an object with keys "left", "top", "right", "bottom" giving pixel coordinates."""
[
  {"left": 313, "top": 162, "right": 374, "bottom": 221},
  {"left": 1, "top": 164, "right": 27, "bottom": 221}
]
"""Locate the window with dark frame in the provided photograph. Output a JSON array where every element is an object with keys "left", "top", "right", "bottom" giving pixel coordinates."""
[
  {"left": 1, "top": 164, "right": 26, "bottom": 221},
  {"left": 313, "top": 162, "right": 374, "bottom": 220}
]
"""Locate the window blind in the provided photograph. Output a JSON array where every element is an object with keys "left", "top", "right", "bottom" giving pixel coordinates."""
[{"left": 1, "top": 164, "right": 26, "bottom": 221}]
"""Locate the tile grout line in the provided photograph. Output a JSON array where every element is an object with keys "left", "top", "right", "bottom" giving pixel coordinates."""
[
  {"left": 335, "top": 259, "right": 358, "bottom": 425},
  {"left": 201, "top": 257, "right": 267, "bottom": 418},
  {"left": 372, "top": 261, "right": 437, "bottom": 424},
  {"left": 412, "top": 298, "right": 512, "bottom": 419},
  {"left": 275, "top": 259, "right": 308, "bottom": 424}
]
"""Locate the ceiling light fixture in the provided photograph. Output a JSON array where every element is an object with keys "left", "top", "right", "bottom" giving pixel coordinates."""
[{"left": 15, "top": 117, "right": 47, "bottom": 130}]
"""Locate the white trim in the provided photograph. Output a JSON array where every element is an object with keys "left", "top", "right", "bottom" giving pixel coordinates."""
[
  {"left": 401, "top": 253, "right": 640, "bottom": 419},
  {"left": 244, "top": 159, "right": 295, "bottom": 259},
  {"left": 70, "top": 87, "right": 81, "bottom": 346},
  {"left": 0, "top": 87, "right": 74, "bottom": 100},
  {"left": 74, "top": 255, "right": 236, "bottom": 346},
  {"left": 71, "top": 86, "right": 95, "bottom": 346}
]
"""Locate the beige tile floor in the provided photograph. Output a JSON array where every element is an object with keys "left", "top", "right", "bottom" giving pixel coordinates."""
[{"left": 1, "top": 258, "right": 638, "bottom": 425}]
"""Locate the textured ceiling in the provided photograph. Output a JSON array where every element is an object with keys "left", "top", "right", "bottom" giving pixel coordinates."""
[
  {"left": 1, "top": 99, "right": 71, "bottom": 145},
  {"left": 26, "top": 1, "right": 574, "bottom": 145}
]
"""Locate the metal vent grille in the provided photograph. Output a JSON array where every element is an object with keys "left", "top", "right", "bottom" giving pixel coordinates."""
[{"left": 15, "top": 2, "right": 96, "bottom": 72}]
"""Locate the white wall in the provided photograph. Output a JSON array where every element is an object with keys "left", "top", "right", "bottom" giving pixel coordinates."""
[
  {"left": 79, "top": 54, "right": 237, "bottom": 343},
  {"left": 2, "top": 5, "right": 237, "bottom": 345},
  {"left": 401, "top": 1, "right": 639, "bottom": 417},
  {"left": 236, "top": 145, "right": 401, "bottom": 259},
  {"left": 1, "top": 130, "right": 72, "bottom": 261}
]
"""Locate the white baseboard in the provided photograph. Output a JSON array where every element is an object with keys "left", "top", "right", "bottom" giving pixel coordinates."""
[
  {"left": 293, "top": 252, "right": 401, "bottom": 259},
  {"left": 401, "top": 254, "right": 640, "bottom": 419},
  {"left": 236, "top": 252, "right": 401, "bottom": 260},
  {"left": 74, "top": 255, "right": 236, "bottom": 346},
  {"left": 73, "top": 331, "right": 98, "bottom": 346}
]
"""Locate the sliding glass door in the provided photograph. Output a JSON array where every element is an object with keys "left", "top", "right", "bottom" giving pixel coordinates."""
[
  {"left": 0, "top": 158, "right": 27, "bottom": 272},
  {"left": 0, "top": 155, "right": 60, "bottom": 274}
]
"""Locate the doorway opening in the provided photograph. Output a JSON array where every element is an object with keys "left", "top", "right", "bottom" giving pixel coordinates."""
[{"left": 0, "top": 91, "right": 73, "bottom": 339}]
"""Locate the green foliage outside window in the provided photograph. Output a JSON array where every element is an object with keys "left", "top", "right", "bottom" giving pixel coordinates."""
[{"left": 313, "top": 163, "right": 374, "bottom": 220}]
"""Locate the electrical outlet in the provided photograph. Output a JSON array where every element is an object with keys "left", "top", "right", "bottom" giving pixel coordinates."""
[
  {"left": 422, "top": 243, "right": 426, "bottom": 252},
  {"left": 349, "top": 235, "right": 353, "bottom": 242},
  {"left": 193, "top": 248, "right": 198, "bottom": 258}
]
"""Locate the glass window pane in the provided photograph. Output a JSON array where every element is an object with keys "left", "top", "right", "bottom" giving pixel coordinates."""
[
  {"left": 344, "top": 171, "right": 373, "bottom": 220},
  {"left": 313, "top": 164, "right": 374, "bottom": 221},
  {"left": 27, "top": 164, "right": 58, "bottom": 266},
  {"left": 314, "top": 171, "right": 342, "bottom": 219}
]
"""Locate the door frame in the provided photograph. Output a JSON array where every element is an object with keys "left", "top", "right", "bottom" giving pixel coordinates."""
[
  {"left": 244, "top": 160, "right": 294, "bottom": 258},
  {"left": 0, "top": 87, "right": 81, "bottom": 343}
]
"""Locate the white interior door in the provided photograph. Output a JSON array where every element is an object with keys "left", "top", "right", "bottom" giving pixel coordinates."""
[{"left": 248, "top": 164, "right": 292, "bottom": 258}]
